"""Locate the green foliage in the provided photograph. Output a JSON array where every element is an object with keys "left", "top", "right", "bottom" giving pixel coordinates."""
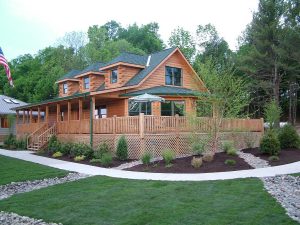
[
  {"left": 59, "top": 143, "right": 73, "bottom": 156},
  {"left": 74, "top": 155, "right": 85, "bottom": 162},
  {"left": 15, "top": 138, "right": 27, "bottom": 149},
  {"left": 168, "top": 27, "right": 196, "bottom": 61},
  {"left": 264, "top": 100, "right": 282, "bottom": 129},
  {"left": 100, "top": 153, "right": 113, "bottom": 167},
  {"left": 116, "top": 136, "right": 128, "bottom": 161},
  {"left": 191, "top": 157, "right": 203, "bottom": 168},
  {"left": 94, "top": 142, "right": 110, "bottom": 159},
  {"left": 222, "top": 141, "right": 234, "bottom": 152},
  {"left": 202, "top": 153, "right": 214, "bottom": 162},
  {"left": 47, "top": 135, "right": 60, "bottom": 154},
  {"left": 141, "top": 152, "right": 152, "bottom": 166},
  {"left": 260, "top": 130, "right": 281, "bottom": 156},
  {"left": 278, "top": 124, "right": 300, "bottom": 149},
  {"left": 7, "top": 115, "right": 16, "bottom": 134},
  {"left": 4, "top": 134, "right": 16, "bottom": 149},
  {"left": 244, "top": 133, "right": 256, "bottom": 149},
  {"left": 190, "top": 134, "right": 207, "bottom": 156},
  {"left": 225, "top": 159, "right": 236, "bottom": 166},
  {"left": 162, "top": 149, "right": 175, "bottom": 165},
  {"left": 227, "top": 148, "right": 237, "bottom": 156},
  {"left": 268, "top": 155, "right": 280, "bottom": 161},
  {"left": 52, "top": 151, "right": 63, "bottom": 158},
  {"left": 90, "top": 158, "right": 102, "bottom": 163},
  {"left": 69, "top": 143, "right": 93, "bottom": 159}
]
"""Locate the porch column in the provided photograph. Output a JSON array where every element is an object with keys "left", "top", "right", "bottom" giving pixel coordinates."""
[
  {"left": 67, "top": 101, "right": 71, "bottom": 134},
  {"left": 37, "top": 107, "right": 40, "bottom": 124},
  {"left": 29, "top": 109, "right": 33, "bottom": 124},
  {"left": 27, "top": 110, "right": 29, "bottom": 124},
  {"left": 16, "top": 110, "right": 19, "bottom": 124},
  {"left": 22, "top": 110, "right": 25, "bottom": 124},
  {"left": 89, "top": 96, "right": 95, "bottom": 148},
  {"left": 56, "top": 103, "right": 60, "bottom": 123},
  {"left": 79, "top": 98, "right": 82, "bottom": 134},
  {"left": 45, "top": 105, "right": 49, "bottom": 124}
]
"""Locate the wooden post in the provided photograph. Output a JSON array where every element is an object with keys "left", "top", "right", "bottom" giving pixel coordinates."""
[
  {"left": 16, "top": 110, "right": 19, "bottom": 124},
  {"left": 89, "top": 97, "right": 95, "bottom": 148},
  {"left": 56, "top": 103, "right": 60, "bottom": 123},
  {"left": 45, "top": 105, "right": 49, "bottom": 124},
  {"left": 26, "top": 110, "right": 29, "bottom": 124},
  {"left": 113, "top": 115, "right": 117, "bottom": 134},
  {"left": 37, "top": 107, "right": 40, "bottom": 124},
  {"left": 139, "top": 113, "right": 145, "bottom": 139},
  {"left": 67, "top": 101, "right": 71, "bottom": 134},
  {"left": 79, "top": 99, "right": 82, "bottom": 134},
  {"left": 175, "top": 114, "right": 179, "bottom": 155},
  {"left": 29, "top": 109, "right": 32, "bottom": 124},
  {"left": 22, "top": 110, "right": 25, "bottom": 124}
]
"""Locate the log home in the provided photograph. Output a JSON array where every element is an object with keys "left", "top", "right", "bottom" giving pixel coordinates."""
[{"left": 14, "top": 47, "right": 264, "bottom": 158}]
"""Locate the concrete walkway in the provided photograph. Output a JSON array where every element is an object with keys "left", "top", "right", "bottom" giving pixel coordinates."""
[{"left": 1, "top": 149, "right": 300, "bottom": 181}]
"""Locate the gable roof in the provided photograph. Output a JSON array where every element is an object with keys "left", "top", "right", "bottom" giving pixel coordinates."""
[
  {"left": 0, "top": 95, "right": 28, "bottom": 115},
  {"left": 124, "top": 47, "right": 177, "bottom": 87},
  {"left": 101, "top": 52, "right": 148, "bottom": 69},
  {"left": 57, "top": 62, "right": 105, "bottom": 82},
  {"left": 120, "top": 86, "right": 200, "bottom": 97}
]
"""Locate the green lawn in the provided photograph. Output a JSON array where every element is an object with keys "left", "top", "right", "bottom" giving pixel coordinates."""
[
  {"left": 0, "top": 155, "right": 68, "bottom": 185},
  {"left": 0, "top": 176, "right": 297, "bottom": 225},
  {"left": 291, "top": 173, "right": 300, "bottom": 176}
]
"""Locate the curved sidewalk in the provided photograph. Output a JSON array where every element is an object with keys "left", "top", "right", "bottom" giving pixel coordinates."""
[{"left": 1, "top": 149, "right": 299, "bottom": 181}]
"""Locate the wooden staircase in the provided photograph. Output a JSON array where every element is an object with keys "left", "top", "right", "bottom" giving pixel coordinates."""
[{"left": 27, "top": 124, "right": 57, "bottom": 151}]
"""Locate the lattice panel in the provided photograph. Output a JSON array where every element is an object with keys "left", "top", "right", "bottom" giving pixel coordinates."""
[{"left": 93, "top": 134, "right": 115, "bottom": 154}]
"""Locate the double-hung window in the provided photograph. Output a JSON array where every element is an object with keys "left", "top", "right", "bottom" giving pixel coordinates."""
[
  {"left": 111, "top": 69, "right": 118, "bottom": 83},
  {"left": 165, "top": 66, "right": 182, "bottom": 86},
  {"left": 63, "top": 82, "right": 68, "bottom": 94},
  {"left": 84, "top": 77, "right": 90, "bottom": 89}
]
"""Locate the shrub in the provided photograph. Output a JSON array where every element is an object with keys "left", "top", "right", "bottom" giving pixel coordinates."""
[
  {"left": 227, "top": 147, "right": 237, "bottom": 156},
  {"left": 202, "top": 153, "right": 214, "bottom": 162},
  {"left": 59, "top": 143, "right": 73, "bottom": 156},
  {"left": 94, "top": 142, "right": 110, "bottom": 159},
  {"left": 268, "top": 155, "right": 279, "bottom": 161},
  {"left": 191, "top": 142, "right": 206, "bottom": 156},
  {"left": 4, "top": 134, "right": 16, "bottom": 149},
  {"left": 162, "top": 149, "right": 175, "bottom": 165},
  {"left": 141, "top": 152, "right": 152, "bottom": 166},
  {"left": 70, "top": 143, "right": 92, "bottom": 159},
  {"left": 16, "top": 138, "right": 27, "bottom": 149},
  {"left": 244, "top": 133, "right": 256, "bottom": 149},
  {"left": 278, "top": 124, "right": 300, "bottom": 149},
  {"left": 47, "top": 135, "right": 59, "bottom": 154},
  {"left": 116, "top": 135, "right": 128, "bottom": 160},
  {"left": 74, "top": 155, "right": 85, "bottom": 162},
  {"left": 52, "top": 151, "right": 63, "bottom": 158},
  {"left": 90, "top": 158, "right": 102, "bottom": 163},
  {"left": 225, "top": 159, "right": 236, "bottom": 166},
  {"left": 264, "top": 100, "right": 282, "bottom": 129},
  {"left": 260, "top": 130, "right": 280, "bottom": 156},
  {"left": 100, "top": 153, "right": 113, "bottom": 167},
  {"left": 222, "top": 141, "right": 234, "bottom": 153},
  {"left": 191, "top": 157, "right": 203, "bottom": 168}
]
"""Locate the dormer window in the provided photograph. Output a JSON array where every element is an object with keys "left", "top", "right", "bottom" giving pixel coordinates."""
[
  {"left": 165, "top": 66, "right": 182, "bottom": 86},
  {"left": 84, "top": 77, "right": 90, "bottom": 89},
  {"left": 111, "top": 69, "right": 118, "bottom": 84},
  {"left": 63, "top": 82, "right": 68, "bottom": 94}
]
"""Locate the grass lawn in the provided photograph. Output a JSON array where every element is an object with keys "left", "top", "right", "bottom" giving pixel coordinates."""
[
  {"left": 291, "top": 173, "right": 300, "bottom": 176},
  {"left": 0, "top": 155, "right": 68, "bottom": 185},
  {"left": 0, "top": 176, "right": 297, "bottom": 225}
]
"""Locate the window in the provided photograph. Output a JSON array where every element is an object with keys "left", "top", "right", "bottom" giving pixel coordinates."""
[
  {"left": 128, "top": 100, "right": 152, "bottom": 116},
  {"left": 97, "top": 106, "right": 107, "bottom": 118},
  {"left": 63, "top": 82, "right": 68, "bottom": 94},
  {"left": 61, "top": 111, "right": 64, "bottom": 121},
  {"left": 0, "top": 117, "right": 9, "bottom": 128},
  {"left": 3, "top": 99, "right": 12, "bottom": 103},
  {"left": 161, "top": 101, "right": 185, "bottom": 116},
  {"left": 11, "top": 99, "right": 19, "bottom": 104},
  {"left": 111, "top": 69, "right": 118, "bottom": 84},
  {"left": 165, "top": 66, "right": 182, "bottom": 86},
  {"left": 84, "top": 77, "right": 90, "bottom": 89}
]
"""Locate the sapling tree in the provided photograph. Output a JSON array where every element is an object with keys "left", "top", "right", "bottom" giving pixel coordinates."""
[
  {"left": 264, "top": 100, "right": 282, "bottom": 129},
  {"left": 193, "top": 59, "right": 251, "bottom": 154}
]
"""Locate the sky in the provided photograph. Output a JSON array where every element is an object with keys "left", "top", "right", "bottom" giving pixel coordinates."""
[{"left": 0, "top": 0, "right": 259, "bottom": 60}]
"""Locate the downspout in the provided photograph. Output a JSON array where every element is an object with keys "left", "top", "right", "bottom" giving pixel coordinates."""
[{"left": 89, "top": 97, "right": 93, "bottom": 148}]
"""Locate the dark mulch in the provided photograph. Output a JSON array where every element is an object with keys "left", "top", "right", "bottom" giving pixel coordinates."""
[
  {"left": 242, "top": 147, "right": 300, "bottom": 166},
  {"left": 35, "top": 152, "right": 134, "bottom": 168},
  {"left": 127, "top": 152, "right": 253, "bottom": 173}
]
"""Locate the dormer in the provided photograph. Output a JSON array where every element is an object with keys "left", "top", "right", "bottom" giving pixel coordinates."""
[
  {"left": 100, "top": 53, "right": 147, "bottom": 89},
  {"left": 56, "top": 70, "right": 80, "bottom": 97}
]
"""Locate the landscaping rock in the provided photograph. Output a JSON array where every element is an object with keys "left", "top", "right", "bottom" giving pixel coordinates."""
[
  {"left": 0, "top": 173, "right": 91, "bottom": 200},
  {"left": 262, "top": 175, "right": 300, "bottom": 223},
  {"left": 237, "top": 151, "right": 270, "bottom": 168},
  {"left": 0, "top": 211, "right": 62, "bottom": 225}
]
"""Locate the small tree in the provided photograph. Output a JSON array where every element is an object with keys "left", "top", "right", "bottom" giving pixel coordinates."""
[
  {"left": 264, "top": 100, "right": 282, "bottom": 129},
  {"left": 116, "top": 135, "right": 128, "bottom": 160},
  {"left": 7, "top": 114, "right": 16, "bottom": 135}
]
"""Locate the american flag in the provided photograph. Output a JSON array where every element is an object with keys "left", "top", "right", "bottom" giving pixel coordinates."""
[{"left": 0, "top": 47, "right": 14, "bottom": 87}]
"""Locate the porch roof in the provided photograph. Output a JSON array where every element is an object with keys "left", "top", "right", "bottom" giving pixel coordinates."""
[
  {"left": 120, "top": 86, "right": 199, "bottom": 97},
  {"left": 11, "top": 92, "right": 90, "bottom": 110}
]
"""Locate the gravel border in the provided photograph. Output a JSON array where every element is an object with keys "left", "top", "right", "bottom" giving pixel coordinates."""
[
  {"left": 0, "top": 211, "right": 62, "bottom": 225},
  {"left": 238, "top": 151, "right": 270, "bottom": 168},
  {"left": 0, "top": 173, "right": 91, "bottom": 200}
]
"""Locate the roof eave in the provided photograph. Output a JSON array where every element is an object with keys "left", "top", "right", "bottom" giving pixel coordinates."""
[{"left": 100, "top": 62, "right": 145, "bottom": 71}]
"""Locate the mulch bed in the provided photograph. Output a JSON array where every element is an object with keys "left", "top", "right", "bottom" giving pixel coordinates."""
[
  {"left": 35, "top": 152, "right": 134, "bottom": 168},
  {"left": 242, "top": 148, "right": 300, "bottom": 166},
  {"left": 127, "top": 152, "right": 253, "bottom": 173}
]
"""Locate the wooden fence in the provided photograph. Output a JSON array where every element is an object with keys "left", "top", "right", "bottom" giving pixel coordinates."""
[{"left": 55, "top": 115, "right": 264, "bottom": 135}]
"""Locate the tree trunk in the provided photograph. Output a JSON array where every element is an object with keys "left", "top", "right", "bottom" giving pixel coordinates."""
[{"left": 273, "top": 62, "right": 280, "bottom": 128}]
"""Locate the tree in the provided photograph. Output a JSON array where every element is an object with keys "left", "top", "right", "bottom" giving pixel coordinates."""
[
  {"left": 56, "top": 31, "right": 87, "bottom": 54},
  {"left": 101, "top": 20, "right": 122, "bottom": 40},
  {"left": 118, "top": 23, "right": 164, "bottom": 53},
  {"left": 168, "top": 27, "right": 196, "bottom": 62}
]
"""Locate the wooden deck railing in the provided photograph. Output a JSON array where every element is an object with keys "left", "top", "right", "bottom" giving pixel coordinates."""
[
  {"left": 17, "top": 122, "right": 45, "bottom": 135},
  {"left": 18, "top": 115, "right": 264, "bottom": 136}
]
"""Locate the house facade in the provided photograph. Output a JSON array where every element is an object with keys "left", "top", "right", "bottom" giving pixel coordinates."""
[{"left": 14, "top": 47, "right": 263, "bottom": 157}]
